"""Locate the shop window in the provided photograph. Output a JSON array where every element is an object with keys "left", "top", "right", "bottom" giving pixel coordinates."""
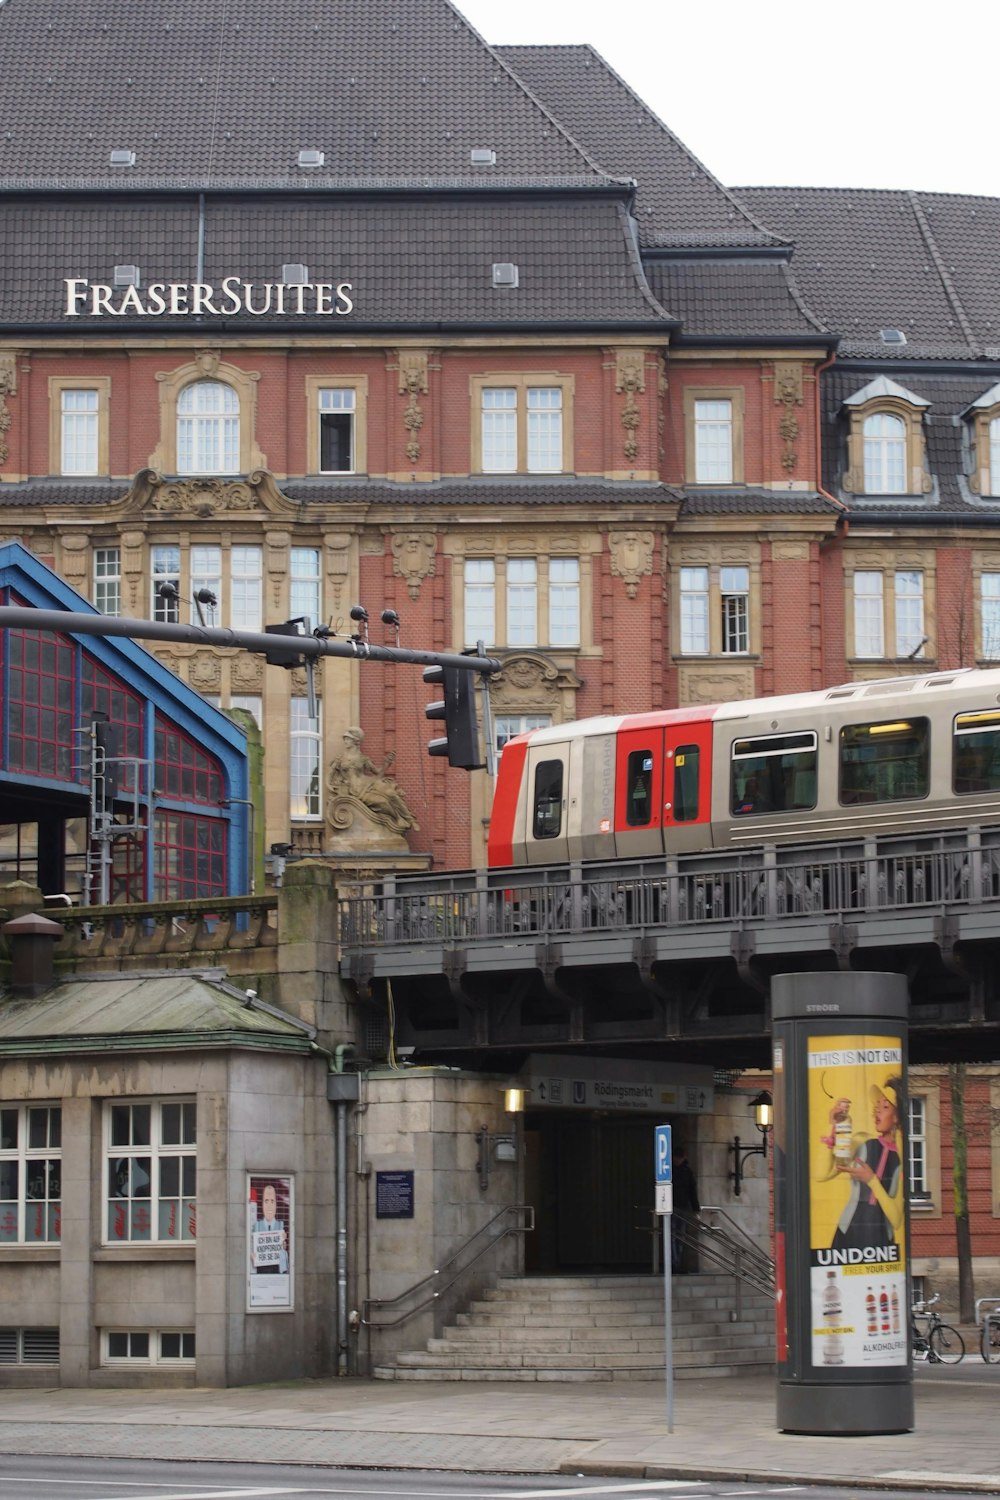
[
  {"left": 290, "top": 697, "right": 321, "bottom": 819},
  {"left": 683, "top": 387, "right": 744, "bottom": 486},
  {"left": 471, "top": 375, "right": 573, "bottom": 474},
  {"left": 731, "top": 732, "right": 817, "bottom": 816},
  {"left": 104, "top": 1100, "right": 196, "bottom": 1245},
  {"left": 0, "top": 1105, "right": 61, "bottom": 1244},
  {"left": 678, "top": 565, "right": 751, "bottom": 655},
  {"left": 839, "top": 717, "right": 929, "bottom": 805},
  {"left": 177, "top": 380, "right": 240, "bottom": 475},
  {"left": 305, "top": 376, "right": 367, "bottom": 475},
  {"left": 49, "top": 376, "right": 111, "bottom": 477}
]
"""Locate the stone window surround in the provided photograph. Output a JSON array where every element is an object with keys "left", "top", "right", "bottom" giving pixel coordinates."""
[
  {"left": 969, "top": 401, "right": 1000, "bottom": 497},
  {"left": 469, "top": 372, "right": 575, "bottom": 475},
  {"left": 304, "top": 374, "right": 369, "bottom": 476},
  {"left": 49, "top": 375, "right": 111, "bottom": 477},
  {"left": 150, "top": 357, "right": 266, "bottom": 476},
  {"left": 843, "top": 395, "right": 931, "bottom": 497},
  {"left": 670, "top": 541, "right": 761, "bottom": 660},
  {"left": 146, "top": 538, "right": 265, "bottom": 627},
  {"left": 908, "top": 1070, "right": 942, "bottom": 1219},
  {"left": 452, "top": 540, "right": 592, "bottom": 652},
  {"left": 843, "top": 548, "right": 936, "bottom": 663},
  {"left": 973, "top": 550, "right": 1000, "bottom": 663},
  {"left": 682, "top": 385, "right": 745, "bottom": 486}
]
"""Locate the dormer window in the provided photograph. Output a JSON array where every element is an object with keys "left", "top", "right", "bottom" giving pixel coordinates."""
[
  {"left": 965, "top": 383, "right": 1000, "bottom": 498},
  {"left": 841, "top": 375, "right": 931, "bottom": 498}
]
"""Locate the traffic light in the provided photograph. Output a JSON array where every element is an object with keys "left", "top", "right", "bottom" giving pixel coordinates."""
[
  {"left": 264, "top": 619, "right": 307, "bottom": 669},
  {"left": 92, "top": 715, "right": 119, "bottom": 808},
  {"left": 423, "top": 664, "right": 484, "bottom": 770}
]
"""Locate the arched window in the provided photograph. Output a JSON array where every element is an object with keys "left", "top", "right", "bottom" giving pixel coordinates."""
[
  {"left": 176, "top": 381, "right": 240, "bottom": 475},
  {"left": 863, "top": 412, "right": 907, "bottom": 494}
]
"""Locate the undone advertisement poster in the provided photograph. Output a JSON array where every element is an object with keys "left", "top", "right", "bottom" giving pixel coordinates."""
[{"left": 807, "top": 1035, "right": 906, "bottom": 1368}]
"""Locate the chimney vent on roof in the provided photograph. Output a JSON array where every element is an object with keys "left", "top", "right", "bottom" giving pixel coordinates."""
[
  {"left": 492, "top": 262, "right": 519, "bottom": 289},
  {"left": 282, "top": 263, "right": 309, "bottom": 285},
  {"left": 113, "top": 264, "right": 140, "bottom": 288},
  {"left": 2, "top": 912, "right": 63, "bottom": 997},
  {"left": 297, "top": 148, "right": 324, "bottom": 168},
  {"left": 470, "top": 148, "right": 496, "bottom": 166},
  {"left": 879, "top": 328, "right": 907, "bottom": 346},
  {"left": 109, "top": 148, "right": 136, "bottom": 168}
]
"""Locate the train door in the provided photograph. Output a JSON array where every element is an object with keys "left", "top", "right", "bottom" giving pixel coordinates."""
[
  {"left": 663, "top": 719, "right": 714, "bottom": 853},
  {"left": 614, "top": 725, "right": 666, "bottom": 858},
  {"left": 521, "top": 740, "right": 571, "bottom": 865}
]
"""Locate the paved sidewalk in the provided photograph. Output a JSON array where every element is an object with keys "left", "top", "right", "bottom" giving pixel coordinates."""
[{"left": 1, "top": 1366, "right": 999, "bottom": 1490}]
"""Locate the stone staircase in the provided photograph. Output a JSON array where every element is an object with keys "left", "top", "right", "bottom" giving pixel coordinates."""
[{"left": 373, "top": 1273, "right": 775, "bottom": 1382}]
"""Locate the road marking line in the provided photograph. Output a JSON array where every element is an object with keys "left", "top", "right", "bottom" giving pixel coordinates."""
[{"left": 507, "top": 1484, "right": 707, "bottom": 1498}]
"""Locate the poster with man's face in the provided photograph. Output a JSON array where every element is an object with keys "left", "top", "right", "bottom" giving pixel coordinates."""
[{"left": 247, "top": 1174, "right": 293, "bottom": 1311}]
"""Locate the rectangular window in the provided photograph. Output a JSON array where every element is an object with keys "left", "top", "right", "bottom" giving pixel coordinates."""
[
  {"left": 318, "top": 388, "right": 356, "bottom": 473},
  {"left": 908, "top": 1096, "right": 929, "bottom": 1200},
  {"left": 105, "top": 1100, "right": 195, "bottom": 1245},
  {"left": 93, "top": 547, "right": 121, "bottom": 617},
  {"left": 464, "top": 559, "right": 496, "bottom": 647},
  {"left": 290, "top": 697, "right": 321, "bottom": 819},
  {"left": 506, "top": 559, "right": 538, "bottom": 647},
  {"left": 839, "top": 718, "right": 930, "bottom": 805},
  {"left": 104, "top": 1329, "right": 195, "bottom": 1365},
  {"left": 731, "top": 732, "right": 818, "bottom": 817},
  {"left": 625, "top": 749, "right": 654, "bottom": 827},
  {"left": 495, "top": 713, "right": 551, "bottom": 758},
  {"left": 721, "top": 567, "right": 749, "bottom": 654},
  {"left": 482, "top": 388, "right": 517, "bottom": 473},
  {"left": 673, "top": 744, "right": 700, "bottom": 823},
  {"left": 953, "top": 710, "right": 1000, "bottom": 794},
  {"left": 60, "top": 388, "right": 100, "bottom": 475},
  {"left": 0, "top": 1105, "right": 61, "bottom": 1244},
  {"left": 680, "top": 567, "right": 710, "bottom": 653},
  {"left": 229, "top": 694, "right": 262, "bottom": 730},
  {"left": 290, "top": 547, "right": 322, "bottom": 627},
  {"left": 694, "top": 399, "right": 733, "bottom": 484},
  {"left": 533, "top": 759, "right": 563, "bottom": 840},
  {"left": 152, "top": 546, "right": 181, "bottom": 623},
  {"left": 230, "top": 546, "right": 262, "bottom": 632},
  {"left": 895, "top": 570, "right": 924, "bottom": 659},
  {"left": 982, "top": 574, "right": 1000, "bottom": 659},
  {"left": 853, "top": 571, "right": 885, "bottom": 658},
  {"left": 189, "top": 545, "right": 221, "bottom": 625},
  {"left": 526, "top": 388, "right": 563, "bottom": 473},
  {"left": 549, "top": 558, "right": 580, "bottom": 647}
]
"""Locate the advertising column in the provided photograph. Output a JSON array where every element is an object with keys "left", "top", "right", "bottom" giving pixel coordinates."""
[{"left": 773, "top": 972, "right": 912, "bottom": 1435}]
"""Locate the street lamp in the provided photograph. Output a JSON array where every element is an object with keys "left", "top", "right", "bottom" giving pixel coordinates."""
[{"left": 729, "top": 1089, "right": 773, "bottom": 1196}]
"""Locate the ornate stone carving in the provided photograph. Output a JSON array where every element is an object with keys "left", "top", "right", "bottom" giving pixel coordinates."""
[
  {"left": 325, "top": 535, "right": 352, "bottom": 610},
  {"left": 397, "top": 351, "right": 429, "bottom": 466},
  {"left": 57, "top": 531, "right": 88, "bottom": 581},
  {"left": 194, "top": 349, "right": 222, "bottom": 378},
  {"left": 773, "top": 362, "right": 803, "bottom": 476},
  {"left": 326, "top": 727, "right": 418, "bottom": 845},
  {"left": 679, "top": 665, "right": 755, "bottom": 705},
  {"left": 616, "top": 350, "right": 646, "bottom": 464},
  {"left": 231, "top": 654, "right": 264, "bottom": 690},
  {"left": 188, "top": 652, "right": 222, "bottom": 691},
  {"left": 125, "top": 467, "right": 291, "bottom": 518},
  {"left": 608, "top": 529, "right": 654, "bottom": 599},
  {"left": 489, "top": 653, "right": 582, "bottom": 711},
  {"left": 771, "top": 540, "right": 810, "bottom": 562},
  {"left": 0, "top": 351, "right": 17, "bottom": 466},
  {"left": 391, "top": 530, "right": 437, "bottom": 600}
]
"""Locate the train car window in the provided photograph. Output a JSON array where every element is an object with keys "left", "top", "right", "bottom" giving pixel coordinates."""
[
  {"left": 839, "top": 718, "right": 929, "bottom": 804},
  {"left": 673, "top": 745, "right": 700, "bottom": 822},
  {"left": 731, "top": 732, "right": 817, "bottom": 817},
  {"left": 953, "top": 710, "right": 1000, "bottom": 794},
  {"left": 532, "top": 759, "right": 564, "bottom": 839},
  {"left": 625, "top": 749, "right": 654, "bottom": 826}
]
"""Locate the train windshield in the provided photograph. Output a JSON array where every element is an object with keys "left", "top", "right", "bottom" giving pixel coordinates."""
[
  {"left": 840, "top": 718, "right": 929, "bottom": 804},
  {"left": 730, "top": 732, "right": 817, "bottom": 816},
  {"left": 953, "top": 710, "right": 1000, "bottom": 794}
]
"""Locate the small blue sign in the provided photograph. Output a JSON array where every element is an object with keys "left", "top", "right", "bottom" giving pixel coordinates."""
[
  {"left": 654, "top": 1123, "right": 672, "bottom": 1184},
  {"left": 376, "top": 1170, "right": 414, "bottom": 1219}
]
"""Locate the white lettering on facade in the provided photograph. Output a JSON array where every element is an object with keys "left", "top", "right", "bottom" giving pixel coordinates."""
[{"left": 62, "top": 276, "right": 355, "bottom": 317}]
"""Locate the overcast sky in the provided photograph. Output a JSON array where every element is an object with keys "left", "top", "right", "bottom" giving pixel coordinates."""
[{"left": 460, "top": 0, "right": 998, "bottom": 198}]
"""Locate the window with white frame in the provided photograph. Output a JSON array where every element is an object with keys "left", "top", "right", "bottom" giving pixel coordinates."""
[
  {"left": 853, "top": 571, "right": 885, "bottom": 658},
  {"left": 463, "top": 556, "right": 581, "bottom": 648},
  {"left": 0, "top": 1105, "right": 61, "bottom": 1244},
  {"left": 318, "top": 388, "right": 355, "bottom": 473},
  {"left": 895, "top": 570, "right": 925, "bottom": 658},
  {"left": 908, "top": 1096, "right": 929, "bottom": 1200},
  {"left": 721, "top": 567, "right": 750, "bottom": 654},
  {"left": 990, "top": 416, "right": 1000, "bottom": 498},
  {"left": 495, "top": 713, "right": 552, "bottom": 758},
  {"left": 93, "top": 547, "right": 121, "bottom": 617},
  {"left": 152, "top": 546, "right": 181, "bottom": 623},
  {"left": 863, "top": 412, "right": 907, "bottom": 494},
  {"left": 190, "top": 545, "right": 221, "bottom": 624},
  {"left": 177, "top": 381, "right": 240, "bottom": 475},
  {"left": 60, "top": 388, "right": 100, "bottom": 475},
  {"left": 694, "top": 399, "right": 733, "bottom": 484},
  {"left": 982, "top": 573, "right": 1000, "bottom": 659},
  {"left": 479, "top": 385, "right": 565, "bottom": 473},
  {"left": 229, "top": 545, "right": 262, "bottom": 631},
  {"left": 103, "top": 1329, "right": 195, "bottom": 1365},
  {"left": 290, "top": 698, "right": 322, "bottom": 819},
  {"left": 105, "top": 1100, "right": 196, "bottom": 1245},
  {"left": 290, "top": 547, "right": 322, "bottom": 626},
  {"left": 677, "top": 562, "right": 754, "bottom": 656},
  {"left": 679, "top": 567, "right": 709, "bottom": 653},
  {"left": 229, "top": 694, "right": 262, "bottom": 729}
]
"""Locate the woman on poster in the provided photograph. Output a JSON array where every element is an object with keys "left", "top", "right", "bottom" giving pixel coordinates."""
[{"left": 817, "top": 1077, "right": 904, "bottom": 1251}]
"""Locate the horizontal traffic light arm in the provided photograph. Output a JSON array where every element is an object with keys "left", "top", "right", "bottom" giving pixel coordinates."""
[{"left": 0, "top": 608, "right": 502, "bottom": 676}]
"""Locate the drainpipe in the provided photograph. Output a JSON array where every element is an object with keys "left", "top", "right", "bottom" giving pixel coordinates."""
[{"left": 328, "top": 1046, "right": 358, "bottom": 1375}]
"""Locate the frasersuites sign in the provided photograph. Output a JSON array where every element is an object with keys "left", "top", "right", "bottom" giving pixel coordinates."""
[{"left": 64, "top": 277, "right": 354, "bottom": 317}]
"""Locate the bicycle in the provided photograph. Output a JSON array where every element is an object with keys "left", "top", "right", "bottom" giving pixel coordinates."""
[
  {"left": 981, "top": 1313, "right": 1000, "bottom": 1364},
  {"left": 911, "top": 1294, "right": 965, "bottom": 1364}
]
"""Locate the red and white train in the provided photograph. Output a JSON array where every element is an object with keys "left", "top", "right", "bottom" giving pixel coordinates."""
[{"left": 487, "top": 668, "right": 1000, "bottom": 868}]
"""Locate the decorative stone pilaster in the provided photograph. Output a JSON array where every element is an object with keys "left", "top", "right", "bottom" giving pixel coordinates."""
[
  {"left": 397, "top": 351, "right": 428, "bottom": 466},
  {"left": 608, "top": 528, "right": 654, "bottom": 599},
  {"left": 390, "top": 530, "right": 436, "bottom": 600},
  {"left": 0, "top": 351, "right": 17, "bottom": 467},
  {"left": 773, "top": 363, "right": 803, "bottom": 475},
  {"left": 615, "top": 350, "right": 646, "bottom": 464}
]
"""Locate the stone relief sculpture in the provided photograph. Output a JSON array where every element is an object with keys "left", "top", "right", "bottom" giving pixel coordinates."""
[{"left": 326, "top": 727, "right": 418, "bottom": 841}]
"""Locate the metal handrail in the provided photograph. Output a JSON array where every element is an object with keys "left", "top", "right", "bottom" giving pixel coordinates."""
[
  {"left": 700, "top": 1204, "right": 775, "bottom": 1283},
  {"left": 361, "top": 1203, "right": 534, "bottom": 1329}
]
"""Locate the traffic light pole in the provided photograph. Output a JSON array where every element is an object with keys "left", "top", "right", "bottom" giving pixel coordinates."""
[{"left": 0, "top": 607, "right": 502, "bottom": 676}]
